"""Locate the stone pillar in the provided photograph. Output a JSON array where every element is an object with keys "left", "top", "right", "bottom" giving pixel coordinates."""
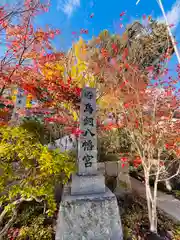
[
  {"left": 71, "top": 87, "right": 105, "bottom": 195},
  {"left": 114, "top": 162, "right": 131, "bottom": 197},
  {"left": 11, "top": 88, "right": 27, "bottom": 122},
  {"left": 55, "top": 87, "right": 123, "bottom": 240}
]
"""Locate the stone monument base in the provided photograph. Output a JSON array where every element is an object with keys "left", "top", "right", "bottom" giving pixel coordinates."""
[
  {"left": 71, "top": 173, "right": 105, "bottom": 195},
  {"left": 55, "top": 186, "right": 123, "bottom": 240}
]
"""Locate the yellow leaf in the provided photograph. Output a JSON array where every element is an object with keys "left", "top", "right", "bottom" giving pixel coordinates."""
[
  {"left": 74, "top": 37, "right": 87, "bottom": 63},
  {"left": 72, "top": 111, "right": 78, "bottom": 121}
]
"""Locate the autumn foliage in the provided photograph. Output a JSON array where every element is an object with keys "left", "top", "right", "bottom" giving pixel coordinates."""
[
  {"left": 0, "top": 0, "right": 83, "bottom": 126},
  {"left": 0, "top": 0, "right": 180, "bottom": 235}
]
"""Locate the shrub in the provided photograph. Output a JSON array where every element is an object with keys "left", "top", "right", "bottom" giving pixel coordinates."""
[
  {"left": 97, "top": 128, "right": 132, "bottom": 162},
  {"left": 5, "top": 201, "right": 56, "bottom": 240},
  {"left": 0, "top": 125, "right": 75, "bottom": 238},
  {"left": 17, "top": 215, "right": 54, "bottom": 240},
  {"left": 20, "top": 118, "right": 54, "bottom": 145}
]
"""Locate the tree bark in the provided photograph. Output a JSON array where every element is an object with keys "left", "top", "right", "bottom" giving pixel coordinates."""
[
  {"left": 145, "top": 173, "right": 152, "bottom": 226},
  {"left": 150, "top": 168, "right": 159, "bottom": 233},
  {"left": 0, "top": 85, "right": 5, "bottom": 97},
  {"left": 150, "top": 200, "right": 157, "bottom": 233},
  {"left": 0, "top": 209, "right": 17, "bottom": 240}
]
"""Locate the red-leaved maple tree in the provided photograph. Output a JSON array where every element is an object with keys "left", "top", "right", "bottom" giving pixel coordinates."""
[
  {"left": 91, "top": 44, "right": 180, "bottom": 232},
  {"left": 83, "top": 22, "right": 180, "bottom": 232},
  {"left": 0, "top": 0, "right": 82, "bottom": 126}
]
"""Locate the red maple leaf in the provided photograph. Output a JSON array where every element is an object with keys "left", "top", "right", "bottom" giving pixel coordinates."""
[
  {"left": 120, "top": 11, "right": 126, "bottom": 17},
  {"left": 72, "top": 128, "right": 84, "bottom": 137}
]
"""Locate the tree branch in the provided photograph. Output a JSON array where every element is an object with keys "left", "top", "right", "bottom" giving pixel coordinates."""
[
  {"left": 0, "top": 197, "right": 43, "bottom": 224},
  {"left": 158, "top": 163, "right": 180, "bottom": 182},
  {"left": 0, "top": 208, "right": 17, "bottom": 240}
]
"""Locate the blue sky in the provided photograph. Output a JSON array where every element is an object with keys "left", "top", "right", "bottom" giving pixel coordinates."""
[
  {"left": 36, "top": 0, "right": 180, "bottom": 87},
  {"left": 2, "top": 0, "right": 180, "bottom": 88},
  {"left": 33, "top": 0, "right": 180, "bottom": 50}
]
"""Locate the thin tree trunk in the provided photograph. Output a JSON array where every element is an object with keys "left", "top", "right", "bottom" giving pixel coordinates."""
[
  {"left": 150, "top": 200, "right": 157, "bottom": 233},
  {"left": 144, "top": 173, "right": 152, "bottom": 226},
  {"left": 0, "top": 85, "right": 5, "bottom": 97},
  {"left": 150, "top": 169, "right": 159, "bottom": 233}
]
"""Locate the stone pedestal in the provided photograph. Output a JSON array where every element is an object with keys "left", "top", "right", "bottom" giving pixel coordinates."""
[
  {"left": 71, "top": 173, "right": 105, "bottom": 195},
  {"left": 114, "top": 162, "right": 131, "bottom": 197},
  {"left": 55, "top": 187, "right": 123, "bottom": 240}
]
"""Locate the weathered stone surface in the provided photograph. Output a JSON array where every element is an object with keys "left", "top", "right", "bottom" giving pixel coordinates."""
[
  {"left": 78, "top": 150, "right": 98, "bottom": 175},
  {"left": 15, "top": 88, "right": 27, "bottom": 109},
  {"left": 71, "top": 174, "right": 105, "bottom": 195},
  {"left": 117, "top": 161, "right": 129, "bottom": 173},
  {"left": 78, "top": 88, "right": 97, "bottom": 176},
  {"left": 105, "top": 161, "right": 118, "bottom": 177},
  {"left": 114, "top": 161, "right": 131, "bottom": 197},
  {"left": 11, "top": 88, "right": 27, "bottom": 121},
  {"left": 114, "top": 175, "right": 132, "bottom": 197},
  {"left": 116, "top": 174, "right": 131, "bottom": 189},
  {"left": 55, "top": 187, "right": 123, "bottom": 240},
  {"left": 97, "top": 162, "right": 105, "bottom": 175}
]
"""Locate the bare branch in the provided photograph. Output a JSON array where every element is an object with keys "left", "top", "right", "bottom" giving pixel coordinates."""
[
  {"left": 0, "top": 208, "right": 17, "bottom": 239},
  {"left": 0, "top": 197, "right": 43, "bottom": 224},
  {"left": 158, "top": 164, "right": 180, "bottom": 182}
]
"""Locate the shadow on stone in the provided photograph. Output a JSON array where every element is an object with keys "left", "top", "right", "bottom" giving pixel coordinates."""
[{"left": 105, "top": 176, "right": 117, "bottom": 192}]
